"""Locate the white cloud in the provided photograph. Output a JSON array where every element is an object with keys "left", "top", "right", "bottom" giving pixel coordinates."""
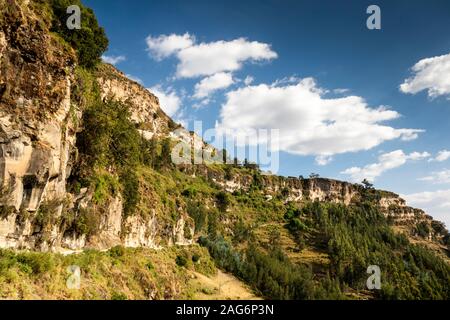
[
  {"left": 430, "top": 150, "right": 450, "bottom": 162},
  {"left": 192, "top": 99, "right": 210, "bottom": 110},
  {"left": 315, "top": 155, "right": 333, "bottom": 166},
  {"left": 403, "top": 190, "right": 450, "bottom": 228},
  {"left": 193, "top": 72, "right": 234, "bottom": 99},
  {"left": 146, "top": 33, "right": 195, "bottom": 61},
  {"left": 408, "top": 151, "right": 432, "bottom": 161},
  {"left": 419, "top": 169, "right": 450, "bottom": 184},
  {"left": 400, "top": 52, "right": 450, "bottom": 98},
  {"left": 146, "top": 33, "right": 277, "bottom": 78},
  {"left": 244, "top": 76, "right": 254, "bottom": 86},
  {"left": 341, "top": 150, "right": 430, "bottom": 182},
  {"left": 215, "top": 78, "right": 423, "bottom": 159},
  {"left": 148, "top": 85, "right": 182, "bottom": 117},
  {"left": 102, "top": 55, "right": 126, "bottom": 65},
  {"left": 333, "top": 88, "right": 350, "bottom": 94}
]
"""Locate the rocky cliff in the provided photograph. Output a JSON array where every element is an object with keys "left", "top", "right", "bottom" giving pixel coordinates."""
[
  {"left": 0, "top": 0, "right": 191, "bottom": 252},
  {"left": 0, "top": 0, "right": 446, "bottom": 253},
  {"left": 183, "top": 164, "right": 444, "bottom": 238}
]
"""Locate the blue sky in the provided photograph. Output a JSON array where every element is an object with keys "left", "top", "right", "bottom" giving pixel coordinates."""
[{"left": 85, "top": 0, "right": 450, "bottom": 226}]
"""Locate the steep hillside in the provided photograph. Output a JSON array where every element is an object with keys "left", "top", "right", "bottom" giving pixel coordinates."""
[{"left": 0, "top": 0, "right": 449, "bottom": 300}]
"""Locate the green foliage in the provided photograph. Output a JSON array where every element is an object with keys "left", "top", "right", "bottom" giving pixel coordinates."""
[
  {"left": 92, "top": 173, "right": 120, "bottom": 204},
  {"left": 224, "top": 165, "right": 234, "bottom": 180},
  {"left": 49, "top": 0, "right": 108, "bottom": 68},
  {"left": 192, "top": 253, "right": 201, "bottom": 263},
  {"left": 120, "top": 168, "right": 140, "bottom": 217},
  {"left": 416, "top": 221, "right": 430, "bottom": 238},
  {"left": 109, "top": 246, "right": 126, "bottom": 259},
  {"left": 75, "top": 99, "right": 142, "bottom": 216},
  {"left": 199, "top": 237, "right": 342, "bottom": 299},
  {"left": 77, "top": 99, "right": 140, "bottom": 169},
  {"left": 176, "top": 254, "right": 188, "bottom": 267},
  {"left": 207, "top": 210, "right": 220, "bottom": 241},
  {"left": 291, "top": 202, "right": 450, "bottom": 299},
  {"left": 232, "top": 219, "right": 254, "bottom": 244},
  {"left": 216, "top": 191, "right": 231, "bottom": 212},
  {"left": 0, "top": 250, "right": 55, "bottom": 276},
  {"left": 73, "top": 207, "right": 100, "bottom": 236},
  {"left": 146, "top": 261, "right": 154, "bottom": 270},
  {"left": 199, "top": 196, "right": 450, "bottom": 300},
  {"left": 186, "top": 201, "right": 207, "bottom": 234}
]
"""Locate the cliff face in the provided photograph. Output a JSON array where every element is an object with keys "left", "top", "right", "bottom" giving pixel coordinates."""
[
  {"left": 0, "top": 0, "right": 446, "bottom": 252},
  {"left": 189, "top": 164, "right": 440, "bottom": 231},
  {"left": 0, "top": 1, "right": 191, "bottom": 252},
  {"left": 96, "top": 64, "right": 173, "bottom": 138},
  {"left": 0, "top": 0, "right": 77, "bottom": 250}
]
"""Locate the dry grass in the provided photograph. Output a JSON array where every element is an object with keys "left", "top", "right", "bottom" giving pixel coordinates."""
[{"left": 189, "top": 270, "right": 260, "bottom": 300}]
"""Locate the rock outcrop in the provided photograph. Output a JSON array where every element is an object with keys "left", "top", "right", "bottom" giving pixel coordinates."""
[{"left": 0, "top": 0, "right": 191, "bottom": 251}]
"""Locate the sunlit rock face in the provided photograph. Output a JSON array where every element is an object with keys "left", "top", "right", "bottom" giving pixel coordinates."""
[{"left": 0, "top": 1, "right": 191, "bottom": 252}]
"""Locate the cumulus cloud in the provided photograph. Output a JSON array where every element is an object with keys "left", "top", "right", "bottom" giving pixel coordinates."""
[
  {"left": 148, "top": 85, "right": 182, "bottom": 117},
  {"left": 244, "top": 76, "right": 254, "bottom": 86},
  {"left": 193, "top": 72, "right": 234, "bottom": 99},
  {"left": 403, "top": 190, "right": 450, "bottom": 228},
  {"left": 315, "top": 155, "right": 333, "bottom": 166},
  {"left": 419, "top": 169, "right": 450, "bottom": 184},
  {"left": 146, "top": 33, "right": 195, "bottom": 61},
  {"left": 341, "top": 150, "right": 430, "bottom": 182},
  {"left": 146, "top": 33, "right": 277, "bottom": 78},
  {"left": 215, "top": 78, "right": 424, "bottom": 159},
  {"left": 430, "top": 150, "right": 450, "bottom": 162},
  {"left": 101, "top": 55, "right": 126, "bottom": 65},
  {"left": 400, "top": 52, "right": 450, "bottom": 98}
]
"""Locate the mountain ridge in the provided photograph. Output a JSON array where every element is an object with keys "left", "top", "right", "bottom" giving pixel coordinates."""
[{"left": 0, "top": 0, "right": 449, "bottom": 300}]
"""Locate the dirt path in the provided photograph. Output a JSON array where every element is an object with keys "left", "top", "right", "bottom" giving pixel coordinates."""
[{"left": 190, "top": 270, "right": 261, "bottom": 300}]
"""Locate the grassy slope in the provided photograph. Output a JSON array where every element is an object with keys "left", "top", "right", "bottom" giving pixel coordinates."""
[{"left": 0, "top": 245, "right": 224, "bottom": 300}]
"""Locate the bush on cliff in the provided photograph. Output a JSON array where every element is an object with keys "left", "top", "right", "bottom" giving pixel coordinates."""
[
  {"left": 49, "top": 0, "right": 108, "bottom": 68},
  {"left": 75, "top": 99, "right": 141, "bottom": 216}
]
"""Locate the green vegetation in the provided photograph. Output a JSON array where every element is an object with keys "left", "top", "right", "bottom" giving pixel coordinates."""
[
  {"left": 2, "top": 0, "right": 448, "bottom": 301},
  {"left": 73, "top": 98, "right": 141, "bottom": 216},
  {"left": 196, "top": 198, "right": 450, "bottom": 299},
  {"left": 0, "top": 246, "right": 216, "bottom": 300},
  {"left": 49, "top": 0, "right": 108, "bottom": 68}
]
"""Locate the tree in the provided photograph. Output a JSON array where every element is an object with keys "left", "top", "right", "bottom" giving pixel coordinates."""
[
  {"left": 361, "top": 179, "right": 374, "bottom": 189},
  {"left": 50, "top": 0, "right": 109, "bottom": 68},
  {"left": 216, "top": 191, "right": 231, "bottom": 212},
  {"left": 309, "top": 173, "right": 320, "bottom": 179}
]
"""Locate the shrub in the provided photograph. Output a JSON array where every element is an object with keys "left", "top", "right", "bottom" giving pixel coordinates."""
[
  {"left": 416, "top": 222, "right": 430, "bottom": 238},
  {"left": 50, "top": 0, "right": 109, "bottom": 68},
  {"left": 186, "top": 201, "right": 207, "bottom": 234},
  {"left": 120, "top": 168, "right": 140, "bottom": 217},
  {"left": 192, "top": 254, "right": 201, "bottom": 263},
  {"left": 109, "top": 245, "right": 125, "bottom": 259},
  {"left": 216, "top": 191, "right": 231, "bottom": 212},
  {"left": 175, "top": 255, "right": 188, "bottom": 267},
  {"left": 76, "top": 99, "right": 143, "bottom": 216},
  {"left": 146, "top": 261, "right": 154, "bottom": 270},
  {"left": 16, "top": 252, "right": 55, "bottom": 275}
]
